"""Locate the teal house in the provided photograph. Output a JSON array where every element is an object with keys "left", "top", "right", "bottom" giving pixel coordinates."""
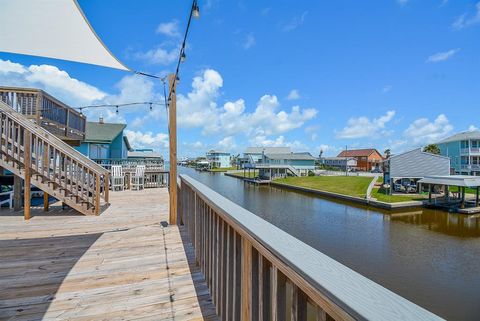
[
  {"left": 75, "top": 118, "right": 131, "bottom": 160},
  {"left": 437, "top": 131, "right": 480, "bottom": 176}
]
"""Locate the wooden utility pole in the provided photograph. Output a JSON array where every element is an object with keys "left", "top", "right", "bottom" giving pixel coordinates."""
[{"left": 168, "top": 74, "right": 177, "bottom": 225}]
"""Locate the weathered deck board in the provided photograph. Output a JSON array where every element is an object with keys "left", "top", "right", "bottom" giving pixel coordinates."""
[{"left": 0, "top": 188, "right": 217, "bottom": 321}]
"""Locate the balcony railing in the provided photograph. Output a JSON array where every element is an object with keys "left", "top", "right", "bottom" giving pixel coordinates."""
[
  {"left": 0, "top": 86, "right": 86, "bottom": 143},
  {"left": 178, "top": 174, "right": 442, "bottom": 321},
  {"left": 92, "top": 158, "right": 164, "bottom": 171},
  {"left": 461, "top": 164, "right": 480, "bottom": 171},
  {"left": 461, "top": 147, "right": 480, "bottom": 154}
]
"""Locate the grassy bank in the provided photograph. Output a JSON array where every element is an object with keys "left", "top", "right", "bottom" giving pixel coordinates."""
[
  {"left": 275, "top": 176, "right": 372, "bottom": 198},
  {"left": 209, "top": 167, "right": 237, "bottom": 172}
]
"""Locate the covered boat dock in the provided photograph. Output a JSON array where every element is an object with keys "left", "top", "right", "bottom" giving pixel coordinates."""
[{"left": 418, "top": 175, "right": 480, "bottom": 214}]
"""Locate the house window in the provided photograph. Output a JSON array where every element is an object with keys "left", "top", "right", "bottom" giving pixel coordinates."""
[
  {"left": 461, "top": 156, "right": 469, "bottom": 165},
  {"left": 473, "top": 157, "right": 479, "bottom": 165},
  {"left": 473, "top": 141, "right": 478, "bottom": 148},
  {"left": 461, "top": 140, "right": 469, "bottom": 148},
  {"left": 89, "top": 144, "right": 109, "bottom": 159}
]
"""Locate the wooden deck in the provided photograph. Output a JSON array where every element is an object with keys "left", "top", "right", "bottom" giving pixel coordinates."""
[{"left": 0, "top": 188, "right": 218, "bottom": 321}]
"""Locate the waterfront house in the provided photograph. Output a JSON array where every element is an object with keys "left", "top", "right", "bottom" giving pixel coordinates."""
[
  {"left": 337, "top": 148, "right": 383, "bottom": 171},
  {"left": 437, "top": 131, "right": 480, "bottom": 175},
  {"left": 383, "top": 148, "right": 450, "bottom": 193},
  {"left": 320, "top": 156, "right": 357, "bottom": 171},
  {"left": 260, "top": 152, "right": 316, "bottom": 177},
  {"left": 75, "top": 117, "right": 130, "bottom": 160},
  {"left": 206, "top": 150, "right": 231, "bottom": 168},
  {"left": 242, "top": 146, "right": 291, "bottom": 168}
]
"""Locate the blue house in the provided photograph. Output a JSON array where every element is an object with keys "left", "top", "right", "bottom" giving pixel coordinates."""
[
  {"left": 75, "top": 118, "right": 130, "bottom": 160},
  {"left": 437, "top": 131, "right": 480, "bottom": 176}
]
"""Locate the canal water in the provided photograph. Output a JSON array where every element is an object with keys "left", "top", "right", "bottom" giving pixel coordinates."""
[{"left": 179, "top": 167, "right": 480, "bottom": 321}]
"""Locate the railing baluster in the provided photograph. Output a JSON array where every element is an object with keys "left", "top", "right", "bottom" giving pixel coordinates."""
[{"left": 241, "top": 238, "right": 252, "bottom": 321}]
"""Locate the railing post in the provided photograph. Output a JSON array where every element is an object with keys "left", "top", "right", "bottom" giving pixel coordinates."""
[
  {"left": 95, "top": 174, "right": 100, "bottom": 215},
  {"left": 241, "top": 238, "right": 252, "bottom": 321},
  {"left": 168, "top": 73, "right": 177, "bottom": 225},
  {"left": 24, "top": 131, "right": 31, "bottom": 220},
  {"left": 104, "top": 173, "right": 109, "bottom": 203}
]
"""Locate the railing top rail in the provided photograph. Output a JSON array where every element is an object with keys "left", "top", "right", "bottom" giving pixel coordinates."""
[
  {"left": 0, "top": 86, "right": 85, "bottom": 119},
  {"left": 179, "top": 174, "right": 443, "bottom": 321},
  {"left": 0, "top": 100, "right": 107, "bottom": 175}
]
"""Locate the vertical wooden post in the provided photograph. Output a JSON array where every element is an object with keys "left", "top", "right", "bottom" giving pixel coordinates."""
[
  {"left": 43, "top": 192, "right": 49, "bottom": 211},
  {"left": 13, "top": 175, "right": 21, "bottom": 211},
  {"left": 241, "top": 238, "right": 252, "bottom": 321},
  {"left": 95, "top": 174, "right": 101, "bottom": 215},
  {"left": 168, "top": 74, "right": 178, "bottom": 225},
  {"left": 24, "top": 131, "right": 31, "bottom": 220},
  {"left": 461, "top": 186, "right": 466, "bottom": 209},
  {"left": 476, "top": 186, "right": 479, "bottom": 207}
]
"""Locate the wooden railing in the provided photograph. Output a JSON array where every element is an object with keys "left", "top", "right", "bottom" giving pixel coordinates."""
[
  {"left": 0, "top": 86, "right": 86, "bottom": 143},
  {"left": 92, "top": 158, "right": 164, "bottom": 171},
  {"left": 178, "top": 174, "right": 443, "bottom": 321},
  {"left": 0, "top": 100, "right": 108, "bottom": 215}
]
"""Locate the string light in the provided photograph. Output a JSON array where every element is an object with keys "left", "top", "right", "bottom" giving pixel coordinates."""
[{"left": 192, "top": 0, "right": 200, "bottom": 19}]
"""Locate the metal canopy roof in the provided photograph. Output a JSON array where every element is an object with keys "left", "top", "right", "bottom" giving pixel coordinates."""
[{"left": 418, "top": 175, "right": 480, "bottom": 187}]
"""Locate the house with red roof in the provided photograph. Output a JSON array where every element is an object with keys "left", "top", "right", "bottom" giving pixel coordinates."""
[{"left": 337, "top": 148, "right": 383, "bottom": 171}]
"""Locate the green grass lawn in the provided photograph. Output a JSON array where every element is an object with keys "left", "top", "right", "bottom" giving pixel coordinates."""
[
  {"left": 449, "top": 186, "right": 478, "bottom": 195},
  {"left": 227, "top": 170, "right": 259, "bottom": 178},
  {"left": 209, "top": 167, "right": 237, "bottom": 172},
  {"left": 371, "top": 188, "right": 425, "bottom": 203},
  {"left": 275, "top": 176, "right": 373, "bottom": 197}
]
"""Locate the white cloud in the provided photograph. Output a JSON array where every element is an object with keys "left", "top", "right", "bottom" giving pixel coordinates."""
[
  {"left": 0, "top": 59, "right": 106, "bottom": 105},
  {"left": 218, "top": 136, "right": 237, "bottom": 151},
  {"left": 0, "top": 59, "right": 27, "bottom": 74},
  {"left": 403, "top": 114, "right": 453, "bottom": 145},
  {"left": 125, "top": 130, "right": 169, "bottom": 150},
  {"left": 249, "top": 135, "right": 307, "bottom": 150},
  {"left": 177, "top": 69, "right": 317, "bottom": 140},
  {"left": 468, "top": 125, "right": 479, "bottom": 132},
  {"left": 397, "top": 0, "right": 409, "bottom": 6},
  {"left": 243, "top": 33, "right": 256, "bottom": 49},
  {"left": 318, "top": 144, "right": 341, "bottom": 157},
  {"left": 156, "top": 20, "right": 180, "bottom": 37},
  {"left": 452, "top": 2, "right": 480, "bottom": 30},
  {"left": 282, "top": 11, "right": 308, "bottom": 31},
  {"left": 134, "top": 45, "right": 178, "bottom": 65},
  {"left": 383, "top": 85, "right": 392, "bottom": 93},
  {"left": 336, "top": 110, "right": 396, "bottom": 139},
  {"left": 426, "top": 48, "right": 460, "bottom": 63},
  {"left": 287, "top": 89, "right": 301, "bottom": 100}
]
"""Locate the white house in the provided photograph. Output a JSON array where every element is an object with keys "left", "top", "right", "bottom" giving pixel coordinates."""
[{"left": 206, "top": 150, "right": 231, "bottom": 168}]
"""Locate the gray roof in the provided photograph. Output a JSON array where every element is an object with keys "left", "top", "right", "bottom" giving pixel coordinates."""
[
  {"left": 265, "top": 152, "right": 316, "bottom": 160},
  {"left": 245, "top": 147, "right": 291, "bottom": 154},
  {"left": 418, "top": 175, "right": 480, "bottom": 187},
  {"left": 206, "top": 150, "right": 230, "bottom": 154},
  {"left": 127, "top": 151, "right": 163, "bottom": 159},
  {"left": 437, "top": 131, "right": 480, "bottom": 144},
  {"left": 388, "top": 148, "right": 450, "bottom": 178}
]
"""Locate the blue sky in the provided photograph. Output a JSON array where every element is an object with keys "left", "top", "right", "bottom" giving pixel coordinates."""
[{"left": 0, "top": 0, "right": 479, "bottom": 157}]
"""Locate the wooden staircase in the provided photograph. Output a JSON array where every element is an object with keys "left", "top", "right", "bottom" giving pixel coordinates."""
[{"left": 0, "top": 100, "right": 109, "bottom": 217}]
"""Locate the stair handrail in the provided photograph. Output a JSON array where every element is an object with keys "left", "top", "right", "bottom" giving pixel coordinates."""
[{"left": 0, "top": 100, "right": 108, "bottom": 175}]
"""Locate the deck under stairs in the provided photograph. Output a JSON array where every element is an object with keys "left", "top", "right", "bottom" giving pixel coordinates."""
[{"left": 0, "top": 100, "right": 109, "bottom": 217}]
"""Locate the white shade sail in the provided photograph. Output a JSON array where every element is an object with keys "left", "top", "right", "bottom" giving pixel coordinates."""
[{"left": 0, "top": 0, "right": 129, "bottom": 71}]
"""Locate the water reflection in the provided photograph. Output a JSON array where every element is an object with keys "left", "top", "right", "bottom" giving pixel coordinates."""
[
  {"left": 388, "top": 210, "right": 480, "bottom": 237},
  {"left": 179, "top": 168, "right": 480, "bottom": 320}
]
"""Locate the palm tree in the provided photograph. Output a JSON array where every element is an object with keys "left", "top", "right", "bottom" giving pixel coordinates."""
[
  {"left": 423, "top": 144, "right": 440, "bottom": 155},
  {"left": 384, "top": 149, "right": 391, "bottom": 159}
]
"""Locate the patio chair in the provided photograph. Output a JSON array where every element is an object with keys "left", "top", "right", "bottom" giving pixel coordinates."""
[
  {"left": 131, "top": 165, "right": 146, "bottom": 191},
  {"left": 110, "top": 165, "right": 124, "bottom": 191},
  {"left": 0, "top": 190, "right": 13, "bottom": 209}
]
